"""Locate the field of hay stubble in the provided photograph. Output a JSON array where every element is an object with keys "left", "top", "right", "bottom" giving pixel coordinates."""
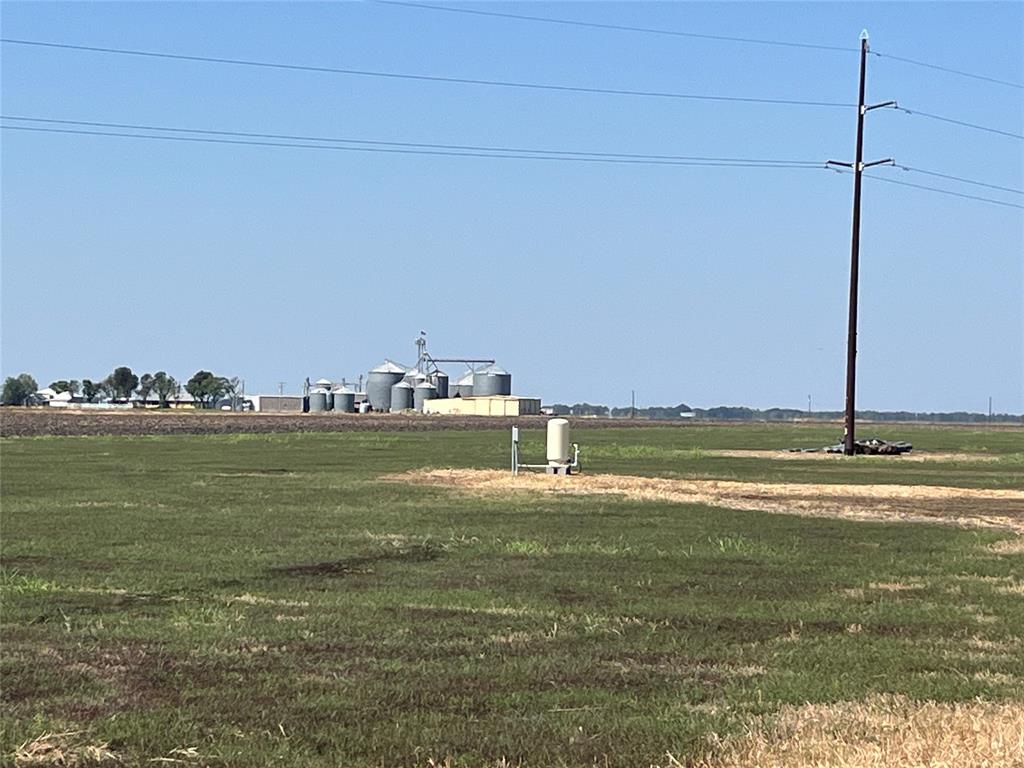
[{"left": 2, "top": 420, "right": 1022, "bottom": 766}]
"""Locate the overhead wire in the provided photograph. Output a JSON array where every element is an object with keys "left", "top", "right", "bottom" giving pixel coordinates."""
[
  {"left": 895, "top": 106, "right": 1024, "bottom": 140},
  {"left": 8, "top": 117, "right": 1021, "bottom": 207},
  {"left": 373, "top": 0, "right": 858, "bottom": 52},
  {"left": 864, "top": 174, "right": 1023, "bottom": 209},
  {"left": 871, "top": 50, "right": 1023, "bottom": 90},
  {"left": 0, "top": 116, "right": 826, "bottom": 165},
  {"left": 377, "top": 0, "right": 1023, "bottom": 90},
  {"left": 0, "top": 38, "right": 855, "bottom": 108},
  {"left": 0, "top": 124, "right": 828, "bottom": 169},
  {"left": 829, "top": 167, "right": 1023, "bottom": 210},
  {"left": 890, "top": 165, "right": 1023, "bottom": 196}
]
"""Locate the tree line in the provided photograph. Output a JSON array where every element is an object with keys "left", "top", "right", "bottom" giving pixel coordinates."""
[{"left": 1, "top": 368, "right": 241, "bottom": 409}]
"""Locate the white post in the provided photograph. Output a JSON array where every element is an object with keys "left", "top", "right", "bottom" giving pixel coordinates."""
[{"left": 511, "top": 426, "right": 519, "bottom": 475}]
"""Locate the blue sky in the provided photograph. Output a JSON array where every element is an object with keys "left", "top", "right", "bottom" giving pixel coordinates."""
[{"left": 2, "top": 1, "right": 1021, "bottom": 411}]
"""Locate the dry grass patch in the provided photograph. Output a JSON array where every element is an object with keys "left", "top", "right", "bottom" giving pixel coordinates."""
[
  {"left": 685, "top": 695, "right": 1024, "bottom": 768},
  {"left": 13, "top": 731, "right": 119, "bottom": 767},
  {"left": 988, "top": 537, "right": 1024, "bottom": 555},
  {"left": 867, "top": 581, "right": 925, "bottom": 592},
  {"left": 389, "top": 469, "right": 1024, "bottom": 533}
]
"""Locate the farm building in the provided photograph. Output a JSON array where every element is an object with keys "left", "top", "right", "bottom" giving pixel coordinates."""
[
  {"left": 248, "top": 395, "right": 304, "bottom": 413},
  {"left": 424, "top": 396, "right": 541, "bottom": 417}
]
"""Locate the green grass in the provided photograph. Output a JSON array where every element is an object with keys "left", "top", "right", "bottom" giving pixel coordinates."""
[{"left": 2, "top": 425, "right": 1022, "bottom": 766}]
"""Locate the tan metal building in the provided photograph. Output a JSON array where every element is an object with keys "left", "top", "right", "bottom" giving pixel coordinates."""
[
  {"left": 423, "top": 396, "right": 541, "bottom": 417},
  {"left": 249, "top": 395, "right": 304, "bottom": 413}
]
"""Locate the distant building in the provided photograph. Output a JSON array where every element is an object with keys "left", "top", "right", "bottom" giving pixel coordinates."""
[
  {"left": 424, "top": 396, "right": 541, "bottom": 417},
  {"left": 248, "top": 395, "right": 304, "bottom": 413}
]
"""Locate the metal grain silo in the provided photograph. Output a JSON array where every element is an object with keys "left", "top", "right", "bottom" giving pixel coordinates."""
[
  {"left": 473, "top": 365, "right": 512, "bottom": 396},
  {"left": 414, "top": 381, "right": 438, "bottom": 412},
  {"left": 367, "top": 361, "right": 406, "bottom": 412},
  {"left": 308, "top": 390, "right": 328, "bottom": 412},
  {"left": 433, "top": 371, "right": 449, "bottom": 399},
  {"left": 390, "top": 380, "right": 414, "bottom": 411},
  {"left": 333, "top": 388, "right": 356, "bottom": 413},
  {"left": 451, "top": 370, "right": 474, "bottom": 398},
  {"left": 325, "top": 392, "right": 335, "bottom": 411}
]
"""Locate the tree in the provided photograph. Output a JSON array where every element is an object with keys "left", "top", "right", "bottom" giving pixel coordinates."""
[
  {"left": 226, "top": 377, "right": 244, "bottom": 410},
  {"left": 81, "top": 379, "right": 102, "bottom": 403},
  {"left": 108, "top": 366, "right": 139, "bottom": 401},
  {"left": 151, "top": 372, "right": 178, "bottom": 408},
  {"left": 2, "top": 373, "right": 38, "bottom": 406},
  {"left": 137, "top": 373, "right": 155, "bottom": 403},
  {"left": 186, "top": 370, "right": 229, "bottom": 408},
  {"left": 50, "top": 380, "right": 80, "bottom": 395},
  {"left": 99, "top": 377, "right": 116, "bottom": 402}
]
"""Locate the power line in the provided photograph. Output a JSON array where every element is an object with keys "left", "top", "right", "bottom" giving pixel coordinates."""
[
  {"left": 872, "top": 50, "right": 1023, "bottom": 90},
  {"left": 892, "top": 165, "right": 1023, "bottom": 196},
  {"left": 897, "top": 106, "right": 1024, "bottom": 140},
  {"left": 833, "top": 169, "right": 1024, "bottom": 210},
  {"left": 0, "top": 116, "right": 824, "bottom": 165},
  {"left": 378, "top": 1, "right": 1023, "bottom": 91},
  {"left": 0, "top": 125, "right": 827, "bottom": 169},
  {"left": 373, "top": 0, "right": 858, "bottom": 53},
  {"left": 0, "top": 38, "right": 855, "bottom": 108}
]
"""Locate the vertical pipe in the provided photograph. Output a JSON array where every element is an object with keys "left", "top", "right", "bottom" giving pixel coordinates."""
[{"left": 844, "top": 33, "right": 869, "bottom": 456}]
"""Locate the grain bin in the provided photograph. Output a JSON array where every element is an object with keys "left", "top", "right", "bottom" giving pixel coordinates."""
[
  {"left": 473, "top": 365, "right": 512, "bottom": 396},
  {"left": 414, "top": 381, "right": 438, "bottom": 412},
  {"left": 367, "top": 361, "right": 406, "bottom": 412},
  {"left": 308, "top": 390, "right": 328, "bottom": 412},
  {"left": 390, "top": 380, "right": 414, "bottom": 411},
  {"left": 451, "top": 370, "right": 474, "bottom": 398},
  {"left": 325, "top": 391, "right": 335, "bottom": 411},
  {"left": 433, "top": 371, "right": 449, "bottom": 399},
  {"left": 333, "top": 388, "right": 356, "bottom": 413}
]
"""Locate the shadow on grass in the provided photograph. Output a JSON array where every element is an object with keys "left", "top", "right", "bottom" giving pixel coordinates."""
[{"left": 270, "top": 542, "right": 443, "bottom": 577}]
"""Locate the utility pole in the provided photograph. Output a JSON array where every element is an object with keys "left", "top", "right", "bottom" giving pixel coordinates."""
[
  {"left": 827, "top": 30, "right": 896, "bottom": 456},
  {"left": 631, "top": 390, "right": 636, "bottom": 420}
]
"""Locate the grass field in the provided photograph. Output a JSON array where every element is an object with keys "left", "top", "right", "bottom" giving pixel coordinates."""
[{"left": 2, "top": 423, "right": 1023, "bottom": 766}]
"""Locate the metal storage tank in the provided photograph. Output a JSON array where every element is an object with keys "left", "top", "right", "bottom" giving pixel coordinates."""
[
  {"left": 451, "top": 370, "right": 474, "bottom": 398},
  {"left": 390, "top": 380, "right": 414, "bottom": 411},
  {"left": 433, "top": 371, "right": 449, "bottom": 399},
  {"left": 325, "top": 392, "right": 335, "bottom": 411},
  {"left": 333, "top": 388, "right": 356, "bottom": 413},
  {"left": 367, "top": 361, "right": 406, "bottom": 412},
  {"left": 473, "top": 365, "right": 512, "bottom": 396},
  {"left": 414, "top": 381, "right": 438, "bottom": 412},
  {"left": 405, "top": 370, "right": 428, "bottom": 386},
  {"left": 547, "top": 418, "right": 571, "bottom": 463},
  {"left": 308, "top": 390, "right": 328, "bottom": 412}
]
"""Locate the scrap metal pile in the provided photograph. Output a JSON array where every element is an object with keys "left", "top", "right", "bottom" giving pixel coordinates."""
[{"left": 792, "top": 437, "right": 914, "bottom": 455}]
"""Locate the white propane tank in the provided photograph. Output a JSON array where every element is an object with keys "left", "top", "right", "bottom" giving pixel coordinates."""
[{"left": 546, "top": 418, "right": 571, "bottom": 465}]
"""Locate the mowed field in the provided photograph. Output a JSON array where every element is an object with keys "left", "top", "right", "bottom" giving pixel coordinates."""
[{"left": 2, "top": 420, "right": 1023, "bottom": 766}]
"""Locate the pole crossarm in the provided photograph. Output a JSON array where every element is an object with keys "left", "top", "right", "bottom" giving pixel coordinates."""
[{"left": 865, "top": 100, "right": 898, "bottom": 112}]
